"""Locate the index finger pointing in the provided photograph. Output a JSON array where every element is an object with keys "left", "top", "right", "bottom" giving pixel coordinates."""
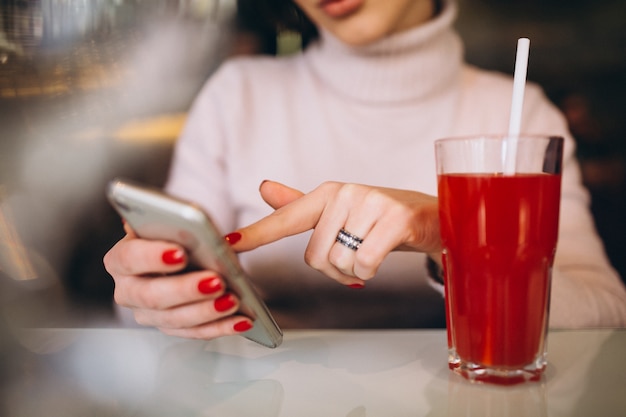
[{"left": 230, "top": 182, "right": 339, "bottom": 252}]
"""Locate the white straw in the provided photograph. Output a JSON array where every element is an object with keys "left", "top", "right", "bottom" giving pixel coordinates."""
[{"left": 504, "top": 37, "right": 531, "bottom": 174}]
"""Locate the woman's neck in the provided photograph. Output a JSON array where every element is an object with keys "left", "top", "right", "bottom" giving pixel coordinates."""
[
  {"left": 393, "top": 0, "right": 437, "bottom": 35},
  {"left": 304, "top": 0, "right": 462, "bottom": 104}
]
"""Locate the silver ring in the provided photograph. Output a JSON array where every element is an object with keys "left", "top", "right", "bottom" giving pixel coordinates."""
[{"left": 336, "top": 228, "right": 363, "bottom": 251}]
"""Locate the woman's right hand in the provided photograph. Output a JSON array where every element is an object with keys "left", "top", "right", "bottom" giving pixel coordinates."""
[
  {"left": 102, "top": 225, "right": 254, "bottom": 340},
  {"left": 231, "top": 180, "right": 442, "bottom": 286}
]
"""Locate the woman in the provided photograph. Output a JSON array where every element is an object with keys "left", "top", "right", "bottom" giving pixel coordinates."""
[{"left": 103, "top": 0, "right": 626, "bottom": 340}]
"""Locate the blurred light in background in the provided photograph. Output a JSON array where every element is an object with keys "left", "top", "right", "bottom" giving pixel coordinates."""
[{"left": 0, "top": 0, "right": 238, "bottom": 332}]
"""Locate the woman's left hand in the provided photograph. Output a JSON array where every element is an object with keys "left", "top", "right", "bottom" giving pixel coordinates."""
[{"left": 230, "top": 180, "right": 442, "bottom": 287}]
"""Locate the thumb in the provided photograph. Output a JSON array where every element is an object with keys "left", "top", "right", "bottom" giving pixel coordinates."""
[{"left": 259, "top": 180, "right": 304, "bottom": 209}]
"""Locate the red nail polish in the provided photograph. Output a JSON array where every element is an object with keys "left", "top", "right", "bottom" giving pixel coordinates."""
[
  {"left": 197, "top": 277, "right": 223, "bottom": 294},
  {"left": 224, "top": 232, "right": 242, "bottom": 245},
  {"left": 233, "top": 320, "right": 253, "bottom": 332},
  {"left": 214, "top": 294, "right": 236, "bottom": 312},
  {"left": 162, "top": 249, "right": 185, "bottom": 265},
  {"left": 348, "top": 283, "right": 365, "bottom": 289}
]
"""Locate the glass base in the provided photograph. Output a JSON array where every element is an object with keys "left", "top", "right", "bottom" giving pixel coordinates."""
[{"left": 448, "top": 349, "right": 546, "bottom": 385}]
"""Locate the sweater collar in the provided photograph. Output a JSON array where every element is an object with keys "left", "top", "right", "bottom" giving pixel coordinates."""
[{"left": 303, "top": 0, "right": 463, "bottom": 104}]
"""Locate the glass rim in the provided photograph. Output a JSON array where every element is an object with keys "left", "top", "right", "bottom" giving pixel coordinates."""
[{"left": 434, "top": 134, "right": 564, "bottom": 145}]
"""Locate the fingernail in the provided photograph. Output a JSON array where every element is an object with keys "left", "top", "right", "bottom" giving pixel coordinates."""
[
  {"left": 162, "top": 249, "right": 185, "bottom": 265},
  {"left": 214, "top": 294, "right": 236, "bottom": 312},
  {"left": 233, "top": 320, "right": 253, "bottom": 332},
  {"left": 224, "top": 232, "right": 242, "bottom": 245},
  {"left": 197, "top": 277, "right": 223, "bottom": 294},
  {"left": 347, "top": 283, "right": 365, "bottom": 289},
  {"left": 259, "top": 179, "right": 269, "bottom": 190}
]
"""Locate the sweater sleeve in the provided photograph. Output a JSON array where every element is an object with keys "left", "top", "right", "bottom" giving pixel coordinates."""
[{"left": 523, "top": 87, "right": 626, "bottom": 328}]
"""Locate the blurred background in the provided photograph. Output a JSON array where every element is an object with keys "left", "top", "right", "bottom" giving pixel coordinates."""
[{"left": 0, "top": 0, "right": 624, "bottom": 333}]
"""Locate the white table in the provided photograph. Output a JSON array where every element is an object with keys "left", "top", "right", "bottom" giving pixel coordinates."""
[{"left": 4, "top": 328, "right": 624, "bottom": 416}]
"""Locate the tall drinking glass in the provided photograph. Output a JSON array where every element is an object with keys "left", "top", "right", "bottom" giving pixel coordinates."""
[{"left": 435, "top": 135, "right": 564, "bottom": 384}]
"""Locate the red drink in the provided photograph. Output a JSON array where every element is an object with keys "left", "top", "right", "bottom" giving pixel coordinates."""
[{"left": 438, "top": 173, "right": 561, "bottom": 382}]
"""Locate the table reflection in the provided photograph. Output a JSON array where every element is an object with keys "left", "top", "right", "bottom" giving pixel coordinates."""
[
  {"left": 446, "top": 375, "right": 547, "bottom": 417},
  {"left": 3, "top": 329, "right": 624, "bottom": 416}
]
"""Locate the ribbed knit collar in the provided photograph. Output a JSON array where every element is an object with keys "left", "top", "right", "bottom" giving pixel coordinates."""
[{"left": 303, "top": 0, "right": 463, "bottom": 104}]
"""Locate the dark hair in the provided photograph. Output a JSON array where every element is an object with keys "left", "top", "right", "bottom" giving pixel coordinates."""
[{"left": 237, "top": 0, "right": 319, "bottom": 49}]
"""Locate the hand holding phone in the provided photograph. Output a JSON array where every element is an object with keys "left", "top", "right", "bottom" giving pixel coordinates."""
[{"left": 107, "top": 179, "right": 282, "bottom": 348}]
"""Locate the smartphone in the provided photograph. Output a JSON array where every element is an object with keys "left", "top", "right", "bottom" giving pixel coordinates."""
[{"left": 106, "top": 178, "right": 283, "bottom": 348}]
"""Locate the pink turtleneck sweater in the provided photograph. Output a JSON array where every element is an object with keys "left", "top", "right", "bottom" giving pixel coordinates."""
[{"left": 166, "top": 1, "right": 626, "bottom": 328}]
